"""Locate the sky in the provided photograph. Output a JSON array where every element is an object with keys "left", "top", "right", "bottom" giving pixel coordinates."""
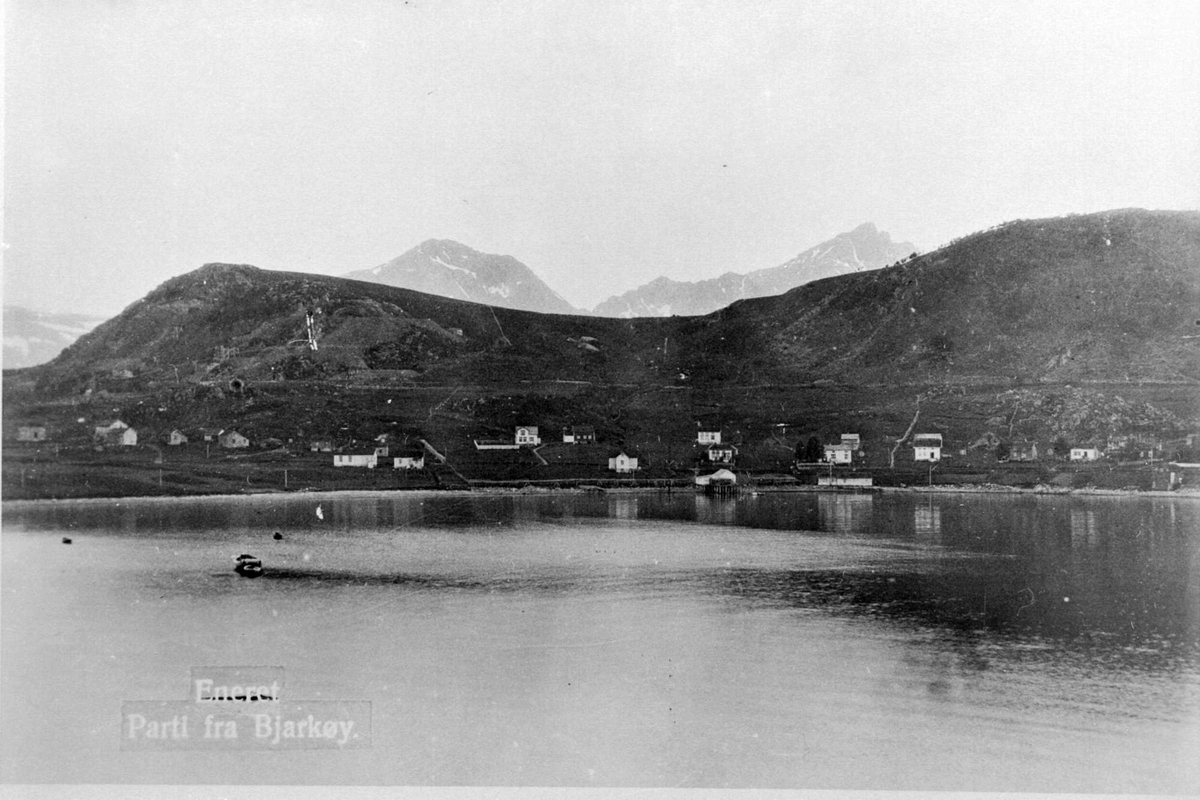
[{"left": 4, "top": 0, "right": 1199, "bottom": 316}]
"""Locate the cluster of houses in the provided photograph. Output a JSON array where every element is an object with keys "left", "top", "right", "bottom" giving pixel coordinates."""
[
  {"left": 329, "top": 440, "right": 427, "bottom": 470},
  {"left": 472, "top": 425, "right": 641, "bottom": 473},
  {"left": 13, "top": 418, "right": 1189, "bottom": 475}
]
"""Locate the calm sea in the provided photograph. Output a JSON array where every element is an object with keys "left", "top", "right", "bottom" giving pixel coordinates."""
[{"left": 1, "top": 490, "right": 1197, "bottom": 791}]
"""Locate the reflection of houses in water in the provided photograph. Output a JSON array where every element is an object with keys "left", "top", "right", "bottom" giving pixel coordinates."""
[
  {"left": 914, "top": 503, "right": 943, "bottom": 543},
  {"left": 817, "top": 493, "right": 874, "bottom": 533},
  {"left": 694, "top": 493, "right": 738, "bottom": 524},
  {"left": 608, "top": 495, "right": 639, "bottom": 520},
  {"left": 1069, "top": 508, "right": 1098, "bottom": 545},
  {"left": 341, "top": 499, "right": 381, "bottom": 530}
]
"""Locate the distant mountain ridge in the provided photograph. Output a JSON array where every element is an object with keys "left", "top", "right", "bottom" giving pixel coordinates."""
[
  {"left": 592, "top": 222, "right": 917, "bottom": 317},
  {"left": 3, "top": 306, "right": 107, "bottom": 369},
  {"left": 28, "top": 209, "right": 1199, "bottom": 392},
  {"left": 343, "top": 239, "right": 579, "bottom": 315}
]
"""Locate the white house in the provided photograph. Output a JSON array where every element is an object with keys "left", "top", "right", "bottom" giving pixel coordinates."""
[
  {"left": 823, "top": 443, "right": 854, "bottom": 464},
  {"left": 608, "top": 450, "right": 640, "bottom": 473},
  {"left": 94, "top": 420, "right": 137, "bottom": 447},
  {"left": 96, "top": 426, "right": 137, "bottom": 447},
  {"left": 913, "top": 433, "right": 943, "bottom": 462},
  {"left": 16, "top": 426, "right": 47, "bottom": 442},
  {"left": 515, "top": 426, "right": 541, "bottom": 446},
  {"left": 704, "top": 443, "right": 736, "bottom": 464},
  {"left": 393, "top": 448, "right": 426, "bottom": 470},
  {"left": 334, "top": 449, "right": 378, "bottom": 468},
  {"left": 697, "top": 427, "right": 722, "bottom": 445},
  {"left": 1070, "top": 447, "right": 1101, "bottom": 462},
  {"left": 840, "top": 433, "right": 861, "bottom": 450},
  {"left": 165, "top": 430, "right": 188, "bottom": 446}
]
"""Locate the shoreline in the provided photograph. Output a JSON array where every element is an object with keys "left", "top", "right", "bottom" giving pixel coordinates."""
[{"left": 4, "top": 483, "right": 1199, "bottom": 508}]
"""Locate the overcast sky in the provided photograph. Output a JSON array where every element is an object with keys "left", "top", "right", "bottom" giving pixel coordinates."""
[{"left": 4, "top": 0, "right": 1199, "bottom": 316}]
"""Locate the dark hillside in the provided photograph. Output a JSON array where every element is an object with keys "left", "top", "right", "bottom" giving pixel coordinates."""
[
  {"left": 736, "top": 209, "right": 1200, "bottom": 383},
  {"left": 36, "top": 209, "right": 1200, "bottom": 392},
  {"left": 42, "top": 265, "right": 678, "bottom": 392}
]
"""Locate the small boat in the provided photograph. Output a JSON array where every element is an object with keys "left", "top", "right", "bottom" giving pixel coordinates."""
[
  {"left": 234, "top": 554, "right": 264, "bottom": 578},
  {"left": 62, "top": 537, "right": 73, "bottom": 544},
  {"left": 273, "top": 531, "right": 283, "bottom": 540}
]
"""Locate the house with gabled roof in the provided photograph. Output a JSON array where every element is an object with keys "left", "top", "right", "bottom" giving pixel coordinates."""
[
  {"left": 515, "top": 426, "right": 541, "bottom": 446},
  {"left": 608, "top": 449, "right": 640, "bottom": 473},
  {"left": 703, "top": 442, "right": 737, "bottom": 465},
  {"left": 94, "top": 423, "right": 137, "bottom": 447},
  {"left": 823, "top": 442, "right": 854, "bottom": 464},
  {"left": 165, "top": 429, "right": 188, "bottom": 446},
  {"left": 562, "top": 425, "right": 596, "bottom": 444},
  {"left": 393, "top": 447, "right": 426, "bottom": 470},
  {"left": 913, "top": 433, "right": 943, "bottom": 462}
]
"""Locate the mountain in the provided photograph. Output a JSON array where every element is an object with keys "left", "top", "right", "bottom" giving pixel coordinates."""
[
  {"left": 592, "top": 222, "right": 917, "bottom": 317},
  {"left": 3, "top": 306, "right": 107, "bottom": 369},
  {"left": 343, "top": 239, "right": 579, "bottom": 315},
  {"left": 27, "top": 209, "right": 1199, "bottom": 391},
  {"left": 671, "top": 209, "right": 1199, "bottom": 385}
]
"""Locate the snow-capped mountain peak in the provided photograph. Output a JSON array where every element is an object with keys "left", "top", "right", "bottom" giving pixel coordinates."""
[{"left": 344, "top": 240, "right": 578, "bottom": 315}]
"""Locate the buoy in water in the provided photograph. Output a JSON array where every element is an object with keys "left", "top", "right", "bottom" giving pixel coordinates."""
[{"left": 273, "top": 532, "right": 283, "bottom": 540}]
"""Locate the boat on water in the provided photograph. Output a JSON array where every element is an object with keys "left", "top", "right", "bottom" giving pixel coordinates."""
[{"left": 234, "top": 554, "right": 264, "bottom": 578}]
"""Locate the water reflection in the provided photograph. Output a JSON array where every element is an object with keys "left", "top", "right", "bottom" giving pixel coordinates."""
[
  {"left": 913, "top": 501, "right": 943, "bottom": 544},
  {"left": 1070, "top": 508, "right": 1098, "bottom": 546},
  {"left": 817, "top": 493, "right": 875, "bottom": 534},
  {"left": 609, "top": 495, "right": 639, "bottom": 520},
  {"left": 694, "top": 493, "right": 737, "bottom": 524},
  {"left": 6, "top": 491, "right": 1197, "bottom": 670}
]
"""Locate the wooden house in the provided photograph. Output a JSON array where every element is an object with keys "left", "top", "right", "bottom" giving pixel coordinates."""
[
  {"left": 704, "top": 442, "right": 737, "bottom": 465},
  {"left": 393, "top": 447, "right": 426, "bottom": 470},
  {"left": 1070, "top": 447, "right": 1101, "bottom": 462},
  {"left": 165, "top": 430, "right": 188, "bottom": 446},
  {"left": 334, "top": 448, "right": 379, "bottom": 468},
  {"left": 16, "top": 426, "right": 47, "bottom": 442},
  {"left": 515, "top": 426, "right": 541, "bottom": 446},
  {"left": 913, "top": 433, "right": 943, "bottom": 462},
  {"left": 562, "top": 425, "right": 596, "bottom": 444},
  {"left": 608, "top": 450, "right": 640, "bottom": 473},
  {"left": 823, "top": 443, "right": 854, "bottom": 464}
]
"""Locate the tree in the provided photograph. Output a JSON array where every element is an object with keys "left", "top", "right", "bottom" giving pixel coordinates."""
[
  {"left": 1051, "top": 436, "right": 1072, "bottom": 458},
  {"left": 804, "top": 436, "right": 823, "bottom": 463}
]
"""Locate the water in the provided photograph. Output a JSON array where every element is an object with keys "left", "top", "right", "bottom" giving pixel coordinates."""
[{"left": 1, "top": 490, "right": 1197, "bottom": 791}]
